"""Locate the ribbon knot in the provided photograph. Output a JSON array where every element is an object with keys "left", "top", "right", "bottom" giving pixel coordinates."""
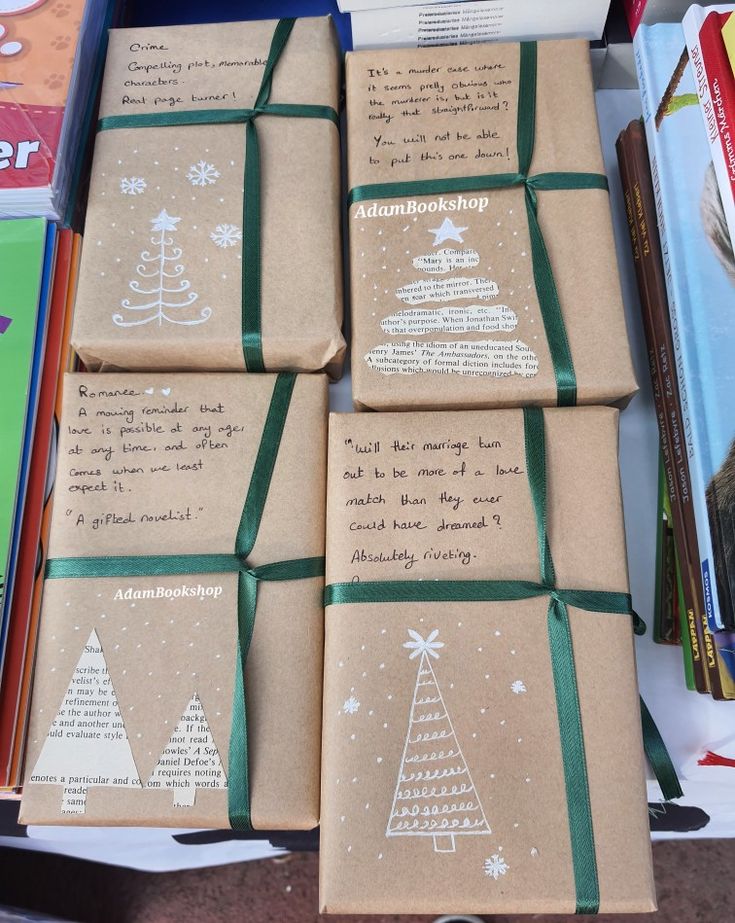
[{"left": 239, "top": 558, "right": 255, "bottom": 576}]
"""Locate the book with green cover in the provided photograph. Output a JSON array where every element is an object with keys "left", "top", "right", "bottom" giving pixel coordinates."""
[{"left": 0, "top": 219, "right": 48, "bottom": 609}]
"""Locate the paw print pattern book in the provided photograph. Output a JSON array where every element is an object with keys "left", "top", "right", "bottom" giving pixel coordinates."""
[
  {"left": 320, "top": 407, "right": 655, "bottom": 914},
  {"left": 0, "top": 0, "right": 114, "bottom": 220},
  {"left": 346, "top": 38, "right": 638, "bottom": 410},
  {"left": 71, "top": 17, "right": 345, "bottom": 375},
  {"left": 20, "top": 372, "right": 327, "bottom": 828}
]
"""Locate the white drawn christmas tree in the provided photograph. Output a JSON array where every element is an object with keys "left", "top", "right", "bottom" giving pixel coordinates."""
[
  {"left": 29, "top": 629, "right": 142, "bottom": 814},
  {"left": 146, "top": 693, "right": 227, "bottom": 807},
  {"left": 113, "top": 209, "right": 212, "bottom": 328},
  {"left": 386, "top": 629, "right": 491, "bottom": 854}
]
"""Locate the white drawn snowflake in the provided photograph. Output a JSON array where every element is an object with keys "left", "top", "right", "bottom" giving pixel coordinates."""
[
  {"left": 511, "top": 680, "right": 527, "bottom": 695},
  {"left": 120, "top": 176, "right": 146, "bottom": 196},
  {"left": 187, "top": 160, "right": 220, "bottom": 187},
  {"left": 210, "top": 223, "right": 242, "bottom": 249},
  {"left": 403, "top": 628, "right": 444, "bottom": 660},
  {"left": 484, "top": 854, "right": 510, "bottom": 880},
  {"left": 343, "top": 696, "right": 360, "bottom": 715}
]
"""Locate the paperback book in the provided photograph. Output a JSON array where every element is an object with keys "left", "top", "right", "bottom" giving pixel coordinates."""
[
  {"left": 635, "top": 21, "right": 735, "bottom": 632},
  {"left": 0, "top": 0, "right": 114, "bottom": 220}
]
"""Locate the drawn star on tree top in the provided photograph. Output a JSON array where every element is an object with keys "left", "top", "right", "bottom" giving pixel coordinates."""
[
  {"left": 151, "top": 209, "right": 181, "bottom": 232},
  {"left": 428, "top": 217, "right": 468, "bottom": 246},
  {"left": 403, "top": 628, "right": 444, "bottom": 659}
]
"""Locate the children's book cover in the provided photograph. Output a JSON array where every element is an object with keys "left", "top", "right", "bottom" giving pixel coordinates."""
[
  {"left": 0, "top": 1, "right": 87, "bottom": 191},
  {"left": 636, "top": 22, "right": 735, "bottom": 635}
]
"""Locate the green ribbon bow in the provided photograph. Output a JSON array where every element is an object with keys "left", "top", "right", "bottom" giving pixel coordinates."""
[
  {"left": 98, "top": 18, "right": 339, "bottom": 373},
  {"left": 348, "top": 42, "right": 609, "bottom": 407},
  {"left": 325, "top": 406, "right": 681, "bottom": 914},
  {"left": 45, "top": 372, "right": 324, "bottom": 830}
]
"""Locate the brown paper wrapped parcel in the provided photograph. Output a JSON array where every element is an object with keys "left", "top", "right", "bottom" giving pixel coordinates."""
[
  {"left": 346, "top": 39, "right": 637, "bottom": 410},
  {"left": 320, "top": 407, "right": 655, "bottom": 914},
  {"left": 72, "top": 17, "right": 345, "bottom": 374},
  {"left": 20, "top": 373, "right": 326, "bottom": 828}
]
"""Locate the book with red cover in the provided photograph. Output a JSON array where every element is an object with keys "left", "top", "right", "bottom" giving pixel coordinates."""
[
  {"left": 684, "top": 7, "right": 735, "bottom": 262},
  {"left": 624, "top": 0, "right": 649, "bottom": 34}
]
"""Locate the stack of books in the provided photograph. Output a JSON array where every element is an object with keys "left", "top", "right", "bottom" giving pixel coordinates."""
[
  {"left": 0, "top": 0, "right": 114, "bottom": 795},
  {"left": 0, "top": 0, "right": 114, "bottom": 221},
  {"left": 0, "top": 220, "right": 81, "bottom": 793},
  {"left": 618, "top": 4, "right": 735, "bottom": 698},
  {"left": 340, "top": 0, "right": 612, "bottom": 50}
]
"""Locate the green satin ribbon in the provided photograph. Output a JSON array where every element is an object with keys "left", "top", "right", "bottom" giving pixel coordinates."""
[
  {"left": 348, "top": 42, "right": 610, "bottom": 407},
  {"left": 45, "top": 372, "right": 324, "bottom": 830},
  {"left": 98, "top": 18, "right": 339, "bottom": 373},
  {"left": 639, "top": 697, "right": 684, "bottom": 801},
  {"left": 325, "top": 406, "right": 681, "bottom": 913}
]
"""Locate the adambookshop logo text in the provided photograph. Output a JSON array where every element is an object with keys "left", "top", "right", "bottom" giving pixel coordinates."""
[
  {"left": 113, "top": 584, "right": 223, "bottom": 601},
  {"left": 352, "top": 193, "right": 490, "bottom": 219}
]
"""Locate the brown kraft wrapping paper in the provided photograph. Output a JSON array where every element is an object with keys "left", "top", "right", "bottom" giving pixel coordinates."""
[
  {"left": 71, "top": 17, "right": 345, "bottom": 375},
  {"left": 346, "top": 39, "right": 637, "bottom": 410},
  {"left": 20, "top": 373, "right": 327, "bottom": 828},
  {"left": 320, "top": 407, "right": 655, "bottom": 914}
]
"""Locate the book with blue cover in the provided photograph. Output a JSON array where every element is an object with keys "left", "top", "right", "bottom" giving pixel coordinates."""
[{"left": 635, "top": 22, "right": 735, "bottom": 634}]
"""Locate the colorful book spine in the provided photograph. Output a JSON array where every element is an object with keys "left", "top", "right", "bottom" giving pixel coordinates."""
[
  {"left": 616, "top": 119, "right": 706, "bottom": 633},
  {"left": 624, "top": 0, "right": 649, "bottom": 35},
  {"left": 616, "top": 117, "right": 720, "bottom": 693},
  {"left": 683, "top": 6, "right": 735, "bottom": 259},
  {"left": 0, "top": 229, "right": 75, "bottom": 787},
  {"left": 635, "top": 21, "right": 735, "bottom": 635},
  {"left": 10, "top": 236, "right": 81, "bottom": 788},
  {"left": 0, "top": 221, "right": 56, "bottom": 670},
  {"left": 0, "top": 218, "right": 48, "bottom": 610},
  {"left": 674, "top": 537, "right": 697, "bottom": 691}
]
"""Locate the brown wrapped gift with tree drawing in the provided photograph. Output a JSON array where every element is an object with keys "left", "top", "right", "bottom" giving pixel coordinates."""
[
  {"left": 320, "top": 407, "right": 655, "bottom": 914},
  {"left": 71, "top": 17, "right": 345, "bottom": 375},
  {"left": 346, "top": 38, "right": 637, "bottom": 410},
  {"left": 20, "top": 372, "right": 327, "bottom": 828}
]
